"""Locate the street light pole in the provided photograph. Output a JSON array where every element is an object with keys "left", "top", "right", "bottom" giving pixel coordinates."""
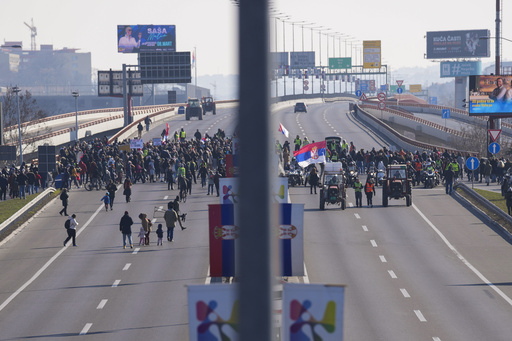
[
  {"left": 72, "top": 90, "right": 79, "bottom": 143},
  {"left": 12, "top": 86, "right": 22, "bottom": 166}
]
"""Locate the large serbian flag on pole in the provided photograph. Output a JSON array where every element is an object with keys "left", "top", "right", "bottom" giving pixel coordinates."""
[
  {"left": 293, "top": 140, "right": 327, "bottom": 168},
  {"left": 279, "top": 203, "right": 304, "bottom": 277},
  {"left": 209, "top": 204, "right": 239, "bottom": 277}
]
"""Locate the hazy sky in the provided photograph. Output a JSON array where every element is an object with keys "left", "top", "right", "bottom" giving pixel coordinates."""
[{"left": 1, "top": 0, "right": 510, "bottom": 77}]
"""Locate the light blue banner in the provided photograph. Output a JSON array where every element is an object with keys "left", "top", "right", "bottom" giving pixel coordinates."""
[{"left": 440, "top": 61, "right": 482, "bottom": 78}]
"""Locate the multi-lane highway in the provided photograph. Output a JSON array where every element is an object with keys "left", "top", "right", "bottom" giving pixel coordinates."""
[{"left": 1, "top": 101, "right": 512, "bottom": 340}]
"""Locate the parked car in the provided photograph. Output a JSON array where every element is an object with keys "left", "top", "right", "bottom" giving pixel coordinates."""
[{"left": 294, "top": 102, "right": 307, "bottom": 113}]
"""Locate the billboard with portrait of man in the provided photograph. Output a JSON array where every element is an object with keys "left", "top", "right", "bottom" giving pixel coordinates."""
[
  {"left": 117, "top": 25, "right": 176, "bottom": 53},
  {"left": 468, "top": 75, "right": 512, "bottom": 116}
]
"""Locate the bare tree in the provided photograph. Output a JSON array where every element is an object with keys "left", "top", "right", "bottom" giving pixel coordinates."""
[
  {"left": 453, "top": 120, "right": 512, "bottom": 158},
  {"left": 2, "top": 87, "right": 49, "bottom": 160}
]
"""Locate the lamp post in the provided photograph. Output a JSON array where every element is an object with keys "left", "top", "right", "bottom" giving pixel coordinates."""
[
  {"left": 12, "top": 86, "right": 22, "bottom": 165},
  {"left": 72, "top": 90, "right": 79, "bottom": 142}
]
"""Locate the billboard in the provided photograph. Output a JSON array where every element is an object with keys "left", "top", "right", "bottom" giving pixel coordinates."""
[
  {"left": 290, "top": 51, "right": 315, "bottom": 69},
  {"left": 426, "top": 30, "right": 490, "bottom": 59},
  {"left": 440, "top": 61, "right": 482, "bottom": 78},
  {"left": 363, "top": 40, "right": 381, "bottom": 69},
  {"left": 469, "top": 75, "right": 512, "bottom": 116},
  {"left": 117, "top": 25, "right": 176, "bottom": 53}
]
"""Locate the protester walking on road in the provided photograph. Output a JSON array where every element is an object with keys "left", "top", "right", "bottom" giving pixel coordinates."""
[
  {"left": 106, "top": 181, "right": 117, "bottom": 210},
  {"left": 63, "top": 214, "right": 78, "bottom": 247},
  {"left": 164, "top": 205, "right": 179, "bottom": 242},
  {"left": 364, "top": 178, "right": 376, "bottom": 207},
  {"left": 354, "top": 178, "right": 363, "bottom": 208},
  {"left": 156, "top": 224, "right": 164, "bottom": 245},
  {"left": 123, "top": 178, "right": 132, "bottom": 202},
  {"left": 119, "top": 211, "right": 134, "bottom": 249},
  {"left": 59, "top": 189, "right": 69, "bottom": 216},
  {"left": 139, "top": 213, "right": 152, "bottom": 245}
]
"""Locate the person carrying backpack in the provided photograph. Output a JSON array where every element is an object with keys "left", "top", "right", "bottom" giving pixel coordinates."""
[{"left": 63, "top": 214, "right": 78, "bottom": 247}]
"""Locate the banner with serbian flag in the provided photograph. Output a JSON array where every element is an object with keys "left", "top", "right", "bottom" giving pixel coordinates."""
[
  {"left": 279, "top": 203, "right": 304, "bottom": 277},
  {"left": 209, "top": 204, "right": 239, "bottom": 277},
  {"left": 293, "top": 140, "right": 327, "bottom": 168},
  {"left": 278, "top": 122, "right": 289, "bottom": 138}
]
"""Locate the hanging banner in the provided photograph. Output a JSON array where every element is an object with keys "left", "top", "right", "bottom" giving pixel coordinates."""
[
  {"left": 279, "top": 204, "right": 304, "bottom": 277},
  {"left": 209, "top": 204, "right": 239, "bottom": 277},
  {"left": 282, "top": 283, "right": 346, "bottom": 340},
  {"left": 188, "top": 284, "right": 239, "bottom": 341}
]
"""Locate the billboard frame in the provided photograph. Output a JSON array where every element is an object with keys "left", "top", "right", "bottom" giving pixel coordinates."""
[{"left": 426, "top": 29, "right": 490, "bottom": 59}]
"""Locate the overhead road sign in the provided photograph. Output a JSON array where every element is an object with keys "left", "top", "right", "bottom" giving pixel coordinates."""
[
  {"left": 409, "top": 84, "right": 422, "bottom": 93},
  {"left": 466, "top": 157, "right": 479, "bottom": 171},
  {"left": 489, "top": 142, "right": 501, "bottom": 155},
  {"left": 489, "top": 129, "right": 501, "bottom": 142},
  {"left": 329, "top": 57, "right": 352, "bottom": 69},
  {"left": 363, "top": 40, "right": 381, "bottom": 69}
]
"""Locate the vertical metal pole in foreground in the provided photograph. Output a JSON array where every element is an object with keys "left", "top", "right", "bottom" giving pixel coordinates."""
[
  {"left": 13, "top": 86, "right": 23, "bottom": 165},
  {"left": 239, "top": 1, "right": 274, "bottom": 341}
]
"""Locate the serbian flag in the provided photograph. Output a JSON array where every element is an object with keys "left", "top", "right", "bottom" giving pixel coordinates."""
[
  {"left": 209, "top": 204, "right": 239, "bottom": 277},
  {"left": 278, "top": 122, "right": 289, "bottom": 138},
  {"left": 293, "top": 140, "right": 327, "bottom": 168},
  {"left": 279, "top": 203, "right": 304, "bottom": 277}
]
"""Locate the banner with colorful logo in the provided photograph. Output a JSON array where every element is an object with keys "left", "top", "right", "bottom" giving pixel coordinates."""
[
  {"left": 282, "top": 283, "right": 345, "bottom": 340},
  {"left": 188, "top": 284, "right": 239, "bottom": 341}
]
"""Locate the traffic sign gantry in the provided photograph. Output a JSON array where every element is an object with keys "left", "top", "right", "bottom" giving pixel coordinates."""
[
  {"left": 466, "top": 157, "right": 479, "bottom": 171},
  {"left": 489, "top": 142, "right": 501, "bottom": 155}
]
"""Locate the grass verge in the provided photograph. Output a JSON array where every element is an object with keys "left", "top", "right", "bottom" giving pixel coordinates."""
[{"left": 456, "top": 187, "right": 512, "bottom": 234}]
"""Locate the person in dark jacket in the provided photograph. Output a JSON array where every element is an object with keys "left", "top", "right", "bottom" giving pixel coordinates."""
[
  {"left": 106, "top": 180, "right": 117, "bottom": 210},
  {"left": 17, "top": 171, "right": 28, "bottom": 199},
  {"left": 59, "top": 189, "right": 69, "bottom": 216},
  {"left": 119, "top": 211, "right": 134, "bottom": 249},
  {"left": 0, "top": 174, "right": 8, "bottom": 201},
  {"left": 309, "top": 167, "right": 319, "bottom": 194}
]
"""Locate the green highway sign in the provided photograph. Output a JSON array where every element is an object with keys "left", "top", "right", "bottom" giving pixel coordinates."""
[{"left": 329, "top": 57, "right": 351, "bottom": 69}]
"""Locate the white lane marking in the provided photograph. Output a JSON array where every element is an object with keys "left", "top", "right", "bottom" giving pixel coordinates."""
[
  {"left": 432, "top": 337, "right": 442, "bottom": 341},
  {"left": 112, "top": 280, "right": 121, "bottom": 287},
  {"left": 370, "top": 240, "right": 378, "bottom": 247},
  {"left": 354, "top": 213, "right": 361, "bottom": 219},
  {"left": 414, "top": 310, "right": 427, "bottom": 322},
  {"left": 400, "top": 288, "right": 410, "bottom": 298},
  {"left": 0, "top": 203, "right": 105, "bottom": 313},
  {"left": 388, "top": 270, "right": 397, "bottom": 279},
  {"left": 413, "top": 203, "right": 512, "bottom": 307},
  {"left": 152, "top": 218, "right": 157, "bottom": 223},
  {"left": 132, "top": 248, "right": 140, "bottom": 254},
  {"left": 97, "top": 299, "right": 108, "bottom": 309},
  {"left": 79, "top": 323, "right": 93, "bottom": 335},
  {"left": 348, "top": 202, "right": 354, "bottom": 207},
  {"left": 379, "top": 255, "right": 387, "bottom": 263},
  {"left": 164, "top": 196, "right": 168, "bottom": 200},
  {"left": 362, "top": 225, "right": 368, "bottom": 231},
  {"left": 122, "top": 263, "right": 131, "bottom": 271}
]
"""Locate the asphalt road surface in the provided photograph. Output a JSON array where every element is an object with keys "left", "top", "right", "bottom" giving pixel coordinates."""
[{"left": 1, "top": 102, "right": 512, "bottom": 340}]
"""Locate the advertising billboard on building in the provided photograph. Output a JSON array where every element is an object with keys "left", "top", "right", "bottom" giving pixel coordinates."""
[
  {"left": 363, "top": 40, "right": 381, "bottom": 69},
  {"left": 290, "top": 51, "right": 315, "bottom": 69},
  {"left": 426, "top": 30, "right": 490, "bottom": 59},
  {"left": 117, "top": 25, "right": 176, "bottom": 53},
  {"left": 440, "top": 61, "right": 482, "bottom": 78},
  {"left": 468, "top": 75, "right": 512, "bottom": 116}
]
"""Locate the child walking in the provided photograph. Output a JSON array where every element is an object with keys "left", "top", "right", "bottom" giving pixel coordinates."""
[
  {"left": 156, "top": 224, "right": 164, "bottom": 246},
  {"left": 100, "top": 192, "right": 110, "bottom": 212},
  {"left": 138, "top": 226, "right": 146, "bottom": 246}
]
